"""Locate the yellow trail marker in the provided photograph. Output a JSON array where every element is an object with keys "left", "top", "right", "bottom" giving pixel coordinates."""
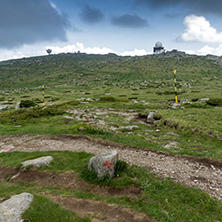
[
  {"left": 42, "top": 85, "right": 45, "bottom": 107},
  {"left": 173, "top": 70, "right": 178, "bottom": 103}
]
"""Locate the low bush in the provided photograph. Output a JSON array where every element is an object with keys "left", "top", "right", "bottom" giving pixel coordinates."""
[
  {"left": 20, "top": 100, "right": 36, "bottom": 108},
  {"left": 206, "top": 98, "right": 222, "bottom": 106},
  {"left": 0, "top": 106, "right": 65, "bottom": 123}
]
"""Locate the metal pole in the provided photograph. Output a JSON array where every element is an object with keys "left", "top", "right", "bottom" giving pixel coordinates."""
[
  {"left": 42, "top": 85, "right": 45, "bottom": 107},
  {"left": 173, "top": 70, "right": 178, "bottom": 103}
]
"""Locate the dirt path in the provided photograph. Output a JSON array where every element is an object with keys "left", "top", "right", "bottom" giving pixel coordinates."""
[{"left": 1, "top": 134, "right": 222, "bottom": 200}]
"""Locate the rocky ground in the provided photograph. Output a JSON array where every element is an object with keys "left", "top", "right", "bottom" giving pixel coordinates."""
[{"left": 1, "top": 134, "right": 222, "bottom": 201}]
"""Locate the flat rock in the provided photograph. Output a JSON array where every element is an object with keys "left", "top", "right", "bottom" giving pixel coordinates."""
[
  {"left": 122, "top": 125, "right": 139, "bottom": 131},
  {"left": 0, "top": 192, "right": 33, "bottom": 222},
  {"left": 172, "top": 103, "right": 180, "bottom": 109},
  {"left": 21, "top": 156, "right": 53, "bottom": 168},
  {"left": 88, "top": 150, "right": 118, "bottom": 178},
  {"left": 0, "top": 105, "right": 8, "bottom": 111},
  {"left": 0, "top": 145, "right": 15, "bottom": 153}
]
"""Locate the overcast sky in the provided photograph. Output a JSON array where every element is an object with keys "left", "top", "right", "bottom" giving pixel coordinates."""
[{"left": 1, "top": 0, "right": 222, "bottom": 61}]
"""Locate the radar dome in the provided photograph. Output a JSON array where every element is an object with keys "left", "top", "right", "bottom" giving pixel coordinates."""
[{"left": 155, "top": 41, "right": 163, "bottom": 48}]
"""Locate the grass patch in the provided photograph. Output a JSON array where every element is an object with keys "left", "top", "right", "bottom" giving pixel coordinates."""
[{"left": 0, "top": 151, "right": 222, "bottom": 222}]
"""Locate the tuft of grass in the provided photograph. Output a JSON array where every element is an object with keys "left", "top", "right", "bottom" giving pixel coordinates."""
[
  {"left": 0, "top": 106, "right": 65, "bottom": 124},
  {"left": 23, "top": 195, "right": 91, "bottom": 222}
]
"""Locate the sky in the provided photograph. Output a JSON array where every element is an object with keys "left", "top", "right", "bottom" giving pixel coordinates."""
[{"left": 1, "top": 0, "right": 222, "bottom": 61}]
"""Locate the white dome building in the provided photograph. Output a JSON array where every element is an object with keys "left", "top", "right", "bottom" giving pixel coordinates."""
[{"left": 153, "top": 41, "right": 165, "bottom": 54}]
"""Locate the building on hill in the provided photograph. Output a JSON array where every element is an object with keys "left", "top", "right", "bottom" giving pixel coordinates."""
[{"left": 153, "top": 42, "right": 165, "bottom": 54}]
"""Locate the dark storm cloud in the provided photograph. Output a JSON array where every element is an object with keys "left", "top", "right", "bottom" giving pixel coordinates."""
[
  {"left": 79, "top": 4, "right": 104, "bottom": 24},
  {"left": 136, "top": 0, "right": 222, "bottom": 15},
  {"left": 111, "top": 14, "right": 148, "bottom": 28},
  {"left": 0, "top": 0, "right": 69, "bottom": 49}
]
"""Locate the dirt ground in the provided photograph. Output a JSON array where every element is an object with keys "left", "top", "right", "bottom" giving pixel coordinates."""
[{"left": 0, "top": 134, "right": 222, "bottom": 220}]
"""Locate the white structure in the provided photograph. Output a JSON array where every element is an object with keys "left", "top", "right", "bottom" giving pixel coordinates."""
[{"left": 153, "top": 42, "right": 165, "bottom": 54}]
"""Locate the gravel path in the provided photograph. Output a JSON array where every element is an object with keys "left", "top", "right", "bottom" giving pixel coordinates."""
[{"left": 1, "top": 134, "right": 222, "bottom": 200}]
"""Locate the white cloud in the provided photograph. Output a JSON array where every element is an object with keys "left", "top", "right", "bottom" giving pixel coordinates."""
[
  {"left": 120, "top": 49, "right": 150, "bottom": 56},
  {"left": 47, "top": 42, "right": 115, "bottom": 55},
  {"left": 181, "top": 15, "right": 222, "bottom": 43},
  {"left": 0, "top": 42, "right": 152, "bottom": 62},
  {"left": 50, "top": 1, "right": 57, "bottom": 10},
  {"left": 197, "top": 45, "right": 222, "bottom": 55}
]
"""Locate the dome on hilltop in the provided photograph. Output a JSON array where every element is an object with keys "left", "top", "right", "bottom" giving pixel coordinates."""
[{"left": 155, "top": 41, "right": 163, "bottom": 48}]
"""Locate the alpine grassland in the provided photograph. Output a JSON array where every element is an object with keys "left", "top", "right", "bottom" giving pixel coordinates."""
[{"left": 0, "top": 52, "right": 222, "bottom": 221}]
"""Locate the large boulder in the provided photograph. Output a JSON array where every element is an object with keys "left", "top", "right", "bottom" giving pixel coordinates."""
[
  {"left": 88, "top": 151, "right": 118, "bottom": 178},
  {"left": 147, "top": 112, "right": 155, "bottom": 124},
  {"left": 0, "top": 192, "right": 33, "bottom": 222},
  {"left": 21, "top": 156, "right": 53, "bottom": 168}
]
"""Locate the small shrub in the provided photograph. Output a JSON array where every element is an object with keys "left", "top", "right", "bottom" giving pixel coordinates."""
[
  {"left": 206, "top": 98, "right": 222, "bottom": 106},
  {"left": 114, "top": 160, "right": 127, "bottom": 177},
  {"left": 99, "top": 96, "right": 117, "bottom": 102},
  {"left": 153, "top": 113, "right": 162, "bottom": 120},
  {"left": 20, "top": 100, "right": 36, "bottom": 108},
  {"left": 191, "top": 98, "right": 199, "bottom": 102}
]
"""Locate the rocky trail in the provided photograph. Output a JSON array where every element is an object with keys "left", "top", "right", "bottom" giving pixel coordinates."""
[{"left": 1, "top": 134, "right": 222, "bottom": 201}]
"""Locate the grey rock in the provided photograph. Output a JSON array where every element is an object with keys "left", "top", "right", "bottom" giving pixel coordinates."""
[
  {"left": 63, "top": 115, "right": 74, "bottom": 119},
  {"left": 0, "top": 105, "right": 8, "bottom": 111},
  {"left": 180, "top": 97, "right": 190, "bottom": 104},
  {"left": 0, "top": 192, "right": 33, "bottom": 222},
  {"left": 147, "top": 112, "right": 155, "bottom": 124},
  {"left": 88, "top": 151, "right": 118, "bottom": 178},
  {"left": 22, "top": 156, "right": 53, "bottom": 168},
  {"left": 0, "top": 145, "right": 15, "bottom": 153},
  {"left": 172, "top": 103, "right": 180, "bottom": 109},
  {"left": 199, "top": 98, "right": 209, "bottom": 102},
  {"left": 15, "top": 101, "right": 21, "bottom": 110},
  {"left": 123, "top": 125, "right": 139, "bottom": 131}
]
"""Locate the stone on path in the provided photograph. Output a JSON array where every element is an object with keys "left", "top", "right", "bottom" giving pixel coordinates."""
[
  {"left": 0, "top": 145, "right": 15, "bottom": 153},
  {"left": 88, "top": 151, "right": 118, "bottom": 178},
  {"left": 0, "top": 192, "right": 34, "bottom": 222},
  {"left": 147, "top": 112, "right": 155, "bottom": 124},
  {"left": 21, "top": 156, "right": 53, "bottom": 168}
]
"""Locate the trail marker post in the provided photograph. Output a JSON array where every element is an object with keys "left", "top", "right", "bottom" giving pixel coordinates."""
[
  {"left": 42, "top": 85, "right": 45, "bottom": 107},
  {"left": 173, "top": 70, "right": 178, "bottom": 103}
]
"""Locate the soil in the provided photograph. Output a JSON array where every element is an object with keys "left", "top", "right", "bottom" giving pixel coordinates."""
[
  {"left": 0, "top": 166, "right": 141, "bottom": 198},
  {"left": 0, "top": 134, "right": 222, "bottom": 221},
  {"left": 46, "top": 194, "right": 153, "bottom": 222}
]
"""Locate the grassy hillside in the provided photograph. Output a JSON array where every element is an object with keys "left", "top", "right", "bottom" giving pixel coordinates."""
[
  {"left": 0, "top": 52, "right": 222, "bottom": 221},
  {"left": 0, "top": 52, "right": 222, "bottom": 159}
]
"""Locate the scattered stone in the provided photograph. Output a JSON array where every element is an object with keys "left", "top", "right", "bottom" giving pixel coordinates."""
[
  {"left": 122, "top": 125, "right": 139, "bottom": 131},
  {"left": 147, "top": 112, "right": 155, "bottom": 124},
  {"left": 88, "top": 150, "right": 118, "bottom": 178},
  {"left": 171, "top": 103, "right": 180, "bottom": 109},
  {"left": 164, "top": 142, "right": 178, "bottom": 149},
  {"left": 63, "top": 115, "right": 74, "bottom": 119},
  {"left": 167, "top": 132, "right": 180, "bottom": 137},
  {"left": 180, "top": 97, "right": 190, "bottom": 104},
  {"left": 15, "top": 101, "right": 21, "bottom": 110},
  {"left": 0, "top": 145, "right": 15, "bottom": 153},
  {"left": 0, "top": 193, "right": 33, "bottom": 222},
  {"left": 21, "top": 156, "right": 53, "bottom": 168},
  {"left": 199, "top": 98, "right": 210, "bottom": 102},
  {"left": 0, "top": 105, "right": 8, "bottom": 111}
]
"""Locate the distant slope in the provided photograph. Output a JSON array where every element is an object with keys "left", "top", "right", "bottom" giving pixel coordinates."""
[{"left": 0, "top": 52, "right": 221, "bottom": 91}]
